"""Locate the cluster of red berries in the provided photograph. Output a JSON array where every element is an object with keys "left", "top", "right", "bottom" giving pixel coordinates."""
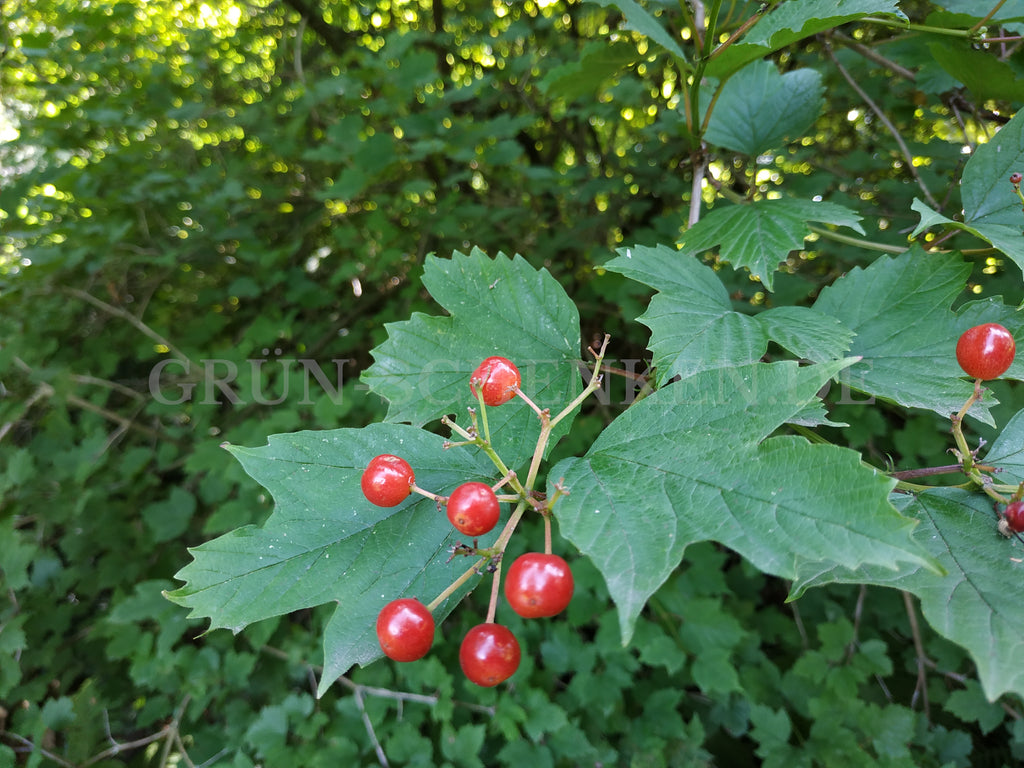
[{"left": 361, "top": 356, "right": 574, "bottom": 687}]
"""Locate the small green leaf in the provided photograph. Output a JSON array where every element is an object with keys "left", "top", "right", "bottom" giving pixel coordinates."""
[
  {"left": 678, "top": 198, "right": 865, "bottom": 291},
  {"left": 539, "top": 40, "right": 638, "bottom": 102},
  {"left": 792, "top": 488, "right": 1024, "bottom": 702},
  {"left": 706, "top": 0, "right": 907, "bottom": 78},
  {"left": 549, "top": 359, "right": 939, "bottom": 643},
  {"left": 927, "top": 43, "right": 1024, "bottom": 103},
  {"left": 361, "top": 249, "right": 581, "bottom": 470},
  {"left": 704, "top": 61, "right": 824, "bottom": 156},
  {"left": 587, "top": 0, "right": 688, "bottom": 63}
]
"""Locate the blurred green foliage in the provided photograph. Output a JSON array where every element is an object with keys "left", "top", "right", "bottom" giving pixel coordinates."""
[{"left": 3, "top": 0, "right": 1024, "bottom": 765}]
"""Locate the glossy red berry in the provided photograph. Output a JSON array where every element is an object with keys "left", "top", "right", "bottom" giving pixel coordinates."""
[
  {"left": 1005, "top": 501, "right": 1024, "bottom": 533},
  {"left": 446, "top": 481, "right": 501, "bottom": 536},
  {"left": 376, "top": 598, "right": 434, "bottom": 662},
  {"left": 470, "top": 356, "right": 521, "bottom": 407},
  {"left": 361, "top": 454, "right": 414, "bottom": 507},
  {"left": 1011, "top": 172, "right": 1022, "bottom": 185},
  {"left": 459, "top": 623, "right": 521, "bottom": 686},
  {"left": 956, "top": 323, "right": 1016, "bottom": 380},
  {"left": 504, "top": 553, "right": 574, "bottom": 618}
]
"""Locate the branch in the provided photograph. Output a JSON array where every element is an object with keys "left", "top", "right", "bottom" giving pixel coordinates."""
[{"left": 822, "top": 40, "right": 941, "bottom": 211}]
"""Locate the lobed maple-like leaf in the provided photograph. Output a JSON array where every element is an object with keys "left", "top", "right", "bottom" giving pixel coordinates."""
[
  {"left": 811, "top": 247, "right": 1024, "bottom": 425},
  {"left": 792, "top": 485, "right": 1024, "bottom": 702},
  {"left": 676, "top": 198, "right": 865, "bottom": 291},
  {"left": 605, "top": 243, "right": 854, "bottom": 386},
  {"left": 704, "top": 61, "right": 824, "bottom": 157},
  {"left": 548, "top": 359, "right": 941, "bottom": 644},
  {"left": 361, "top": 249, "right": 582, "bottom": 470},
  {"left": 165, "top": 424, "right": 507, "bottom": 695}
]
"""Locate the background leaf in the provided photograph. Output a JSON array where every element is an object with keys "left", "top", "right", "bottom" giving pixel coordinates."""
[
  {"left": 549, "top": 359, "right": 939, "bottom": 643},
  {"left": 606, "top": 244, "right": 854, "bottom": 386},
  {"left": 704, "top": 61, "right": 824, "bottom": 156},
  {"left": 587, "top": 0, "right": 689, "bottom": 62},
  {"left": 677, "top": 198, "right": 865, "bottom": 290},
  {"left": 792, "top": 486, "right": 1024, "bottom": 702},
  {"left": 361, "top": 249, "right": 582, "bottom": 469},
  {"left": 165, "top": 424, "right": 505, "bottom": 694},
  {"left": 811, "top": 247, "right": 1024, "bottom": 425}
]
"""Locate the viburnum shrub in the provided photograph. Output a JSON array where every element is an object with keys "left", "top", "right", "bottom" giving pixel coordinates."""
[{"left": 165, "top": 3, "right": 1024, "bottom": 705}]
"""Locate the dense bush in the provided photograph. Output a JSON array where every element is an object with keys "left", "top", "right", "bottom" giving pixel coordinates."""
[{"left": 4, "top": 0, "right": 1024, "bottom": 765}]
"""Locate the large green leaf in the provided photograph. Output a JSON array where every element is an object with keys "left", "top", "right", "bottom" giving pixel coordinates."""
[
  {"left": 704, "top": 61, "right": 824, "bottom": 157},
  {"left": 677, "top": 198, "right": 865, "bottom": 291},
  {"left": 932, "top": 0, "right": 1024, "bottom": 22},
  {"left": 812, "top": 247, "right": 1024, "bottom": 425},
  {"left": 792, "top": 486, "right": 1024, "bottom": 702},
  {"left": 912, "top": 110, "right": 1024, "bottom": 275},
  {"left": 361, "top": 249, "right": 582, "bottom": 470},
  {"left": 549, "top": 359, "right": 941, "bottom": 644},
  {"left": 165, "top": 424, "right": 503, "bottom": 695},
  {"left": 705, "top": 0, "right": 907, "bottom": 78},
  {"left": 606, "top": 243, "right": 854, "bottom": 386}
]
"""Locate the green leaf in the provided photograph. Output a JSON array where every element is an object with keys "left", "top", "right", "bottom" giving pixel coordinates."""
[
  {"left": 792, "top": 488, "right": 1024, "bottom": 702},
  {"left": 811, "top": 247, "right": 1024, "bottom": 425},
  {"left": 706, "top": 0, "right": 907, "bottom": 78},
  {"left": 539, "top": 40, "right": 638, "bottom": 102},
  {"left": 165, "top": 424, "right": 504, "bottom": 694},
  {"left": 548, "top": 359, "right": 940, "bottom": 644},
  {"left": 605, "top": 243, "right": 854, "bottom": 386},
  {"left": 912, "top": 110, "right": 1024, "bottom": 275},
  {"left": 588, "top": 0, "right": 688, "bottom": 63},
  {"left": 927, "top": 43, "right": 1024, "bottom": 103},
  {"left": 932, "top": 0, "right": 1024, "bottom": 22},
  {"left": 677, "top": 198, "right": 865, "bottom": 291},
  {"left": 704, "top": 61, "right": 824, "bottom": 156},
  {"left": 361, "top": 249, "right": 581, "bottom": 470}
]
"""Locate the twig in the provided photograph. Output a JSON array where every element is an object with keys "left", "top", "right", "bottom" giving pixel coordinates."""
[
  {"left": 970, "top": 0, "right": 1008, "bottom": 34},
  {"left": 353, "top": 688, "right": 390, "bottom": 767},
  {"left": 63, "top": 287, "right": 199, "bottom": 370},
  {"left": 830, "top": 30, "right": 916, "bottom": 80},
  {"left": 822, "top": 39, "right": 941, "bottom": 210},
  {"left": 902, "top": 590, "right": 931, "bottom": 719}
]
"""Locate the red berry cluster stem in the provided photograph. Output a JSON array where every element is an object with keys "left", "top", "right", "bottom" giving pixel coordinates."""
[{"left": 363, "top": 335, "right": 612, "bottom": 686}]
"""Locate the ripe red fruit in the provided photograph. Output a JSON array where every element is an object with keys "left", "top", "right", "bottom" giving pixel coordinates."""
[
  {"left": 361, "top": 454, "right": 415, "bottom": 507},
  {"left": 504, "top": 553, "right": 574, "bottom": 618},
  {"left": 470, "top": 356, "right": 521, "bottom": 407},
  {"left": 446, "top": 481, "right": 501, "bottom": 536},
  {"left": 1005, "top": 501, "right": 1024, "bottom": 533},
  {"left": 955, "top": 323, "right": 1015, "bottom": 380},
  {"left": 376, "top": 598, "right": 434, "bottom": 662},
  {"left": 459, "top": 623, "right": 521, "bottom": 686}
]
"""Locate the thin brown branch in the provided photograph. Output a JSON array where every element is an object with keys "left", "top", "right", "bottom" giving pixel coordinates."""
[
  {"left": 823, "top": 40, "right": 940, "bottom": 210},
  {"left": 902, "top": 591, "right": 931, "bottom": 719},
  {"left": 831, "top": 30, "right": 915, "bottom": 80}
]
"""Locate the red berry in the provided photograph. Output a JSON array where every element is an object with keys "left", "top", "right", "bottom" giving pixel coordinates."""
[
  {"left": 956, "top": 323, "right": 1016, "bottom": 380},
  {"left": 1005, "top": 501, "right": 1024, "bottom": 533},
  {"left": 470, "top": 356, "right": 521, "bottom": 407},
  {"left": 459, "top": 623, "right": 521, "bottom": 686},
  {"left": 504, "top": 553, "right": 574, "bottom": 618},
  {"left": 361, "top": 454, "right": 414, "bottom": 507},
  {"left": 446, "top": 481, "right": 501, "bottom": 536},
  {"left": 1012, "top": 172, "right": 1022, "bottom": 185},
  {"left": 376, "top": 598, "right": 434, "bottom": 662}
]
